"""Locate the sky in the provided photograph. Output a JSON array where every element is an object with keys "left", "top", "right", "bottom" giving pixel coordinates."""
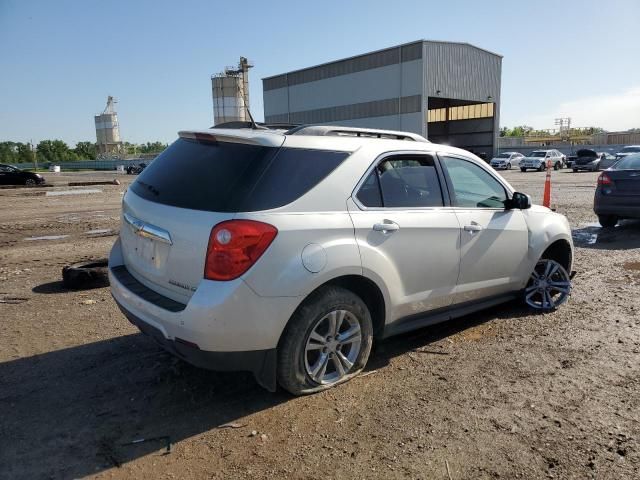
[{"left": 1, "top": 0, "right": 639, "bottom": 146}]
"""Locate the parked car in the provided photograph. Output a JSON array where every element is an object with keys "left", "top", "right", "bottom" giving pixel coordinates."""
[
  {"left": 598, "top": 152, "right": 618, "bottom": 171},
  {"left": 109, "top": 125, "right": 574, "bottom": 394},
  {"left": 572, "top": 149, "right": 601, "bottom": 172},
  {"left": 126, "top": 162, "right": 147, "bottom": 175},
  {"left": 520, "top": 150, "right": 564, "bottom": 171},
  {"left": 594, "top": 153, "right": 640, "bottom": 227},
  {"left": 0, "top": 164, "right": 45, "bottom": 186},
  {"left": 490, "top": 152, "right": 524, "bottom": 170},
  {"left": 614, "top": 145, "right": 640, "bottom": 160}
]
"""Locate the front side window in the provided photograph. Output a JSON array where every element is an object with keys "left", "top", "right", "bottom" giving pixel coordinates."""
[
  {"left": 441, "top": 156, "right": 508, "bottom": 208},
  {"left": 356, "top": 154, "right": 444, "bottom": 208}
]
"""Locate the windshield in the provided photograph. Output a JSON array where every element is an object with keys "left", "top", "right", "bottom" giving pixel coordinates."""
[
  {"left": 497, "top": 153, "right": 511, "bottom": 159},
  {"left": 530, "top": 151, "right": 547, "bottom": 157},
  {"left": 619, "top": 146, "right": 640, "bottom": 154},
  {"left": 613, "top": 154, "right": 640, "bottom": 170}
]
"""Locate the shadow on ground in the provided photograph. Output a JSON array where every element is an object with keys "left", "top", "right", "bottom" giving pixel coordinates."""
[
  {"left": 572, "top": 219, "right": 640, "bottom": 250},
  {"left": 0, "top": 300, "right": 530, "bottom": 479}
]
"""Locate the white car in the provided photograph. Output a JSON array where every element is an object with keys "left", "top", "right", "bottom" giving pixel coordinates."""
[
  {"left": 614, "top": 145, "right": 640, "bottom": 160},
  {"left": 109, "top": 125, "right": 574, "bottom": 394},
  {"left": 490, "top": 152, "right": 524, "bottom": 170},
  {"left": 520, "top": 150, "right": 564, "bottom": 172}
]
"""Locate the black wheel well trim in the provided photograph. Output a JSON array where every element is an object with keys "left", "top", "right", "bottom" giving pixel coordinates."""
[
  {"left": 539, "top": 239, "right": 573, "bottom": 272},
  {"left": 281, "top": 274, "right": 387, "bottom": 345}
]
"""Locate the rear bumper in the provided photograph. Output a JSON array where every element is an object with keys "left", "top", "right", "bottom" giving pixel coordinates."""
[
  {"left": 108, "top": 238, "right": 301, "bottom": 390},
  {"left": 115, "top": 299, "right": 277, "bottom": 390},
  {"left": 594, "top": 191, "right": 640, "bottom": 218}
]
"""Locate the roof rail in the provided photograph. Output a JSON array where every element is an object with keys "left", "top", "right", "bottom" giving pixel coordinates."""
[
  {"left": 286, "top": 125, "right": 429, "bottom": 143},
  {"left": 212, "top": 121, "right": 300, "bottom": 131}
]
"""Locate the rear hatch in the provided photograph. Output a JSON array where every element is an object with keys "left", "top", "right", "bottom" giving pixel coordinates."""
[{"left": 120, "top": 130, "right": 350, "bottom": 302}]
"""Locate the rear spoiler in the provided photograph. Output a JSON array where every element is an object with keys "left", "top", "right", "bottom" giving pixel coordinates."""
[{"left": 178, "top": 130, "right": 285, "bottom": 148}]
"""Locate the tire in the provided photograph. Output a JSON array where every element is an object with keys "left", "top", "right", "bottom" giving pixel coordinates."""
[
  {"left": 25, "top": 178, "right": 36, "bottom": 186},
  {"left": 598, "top": 215, "right": 618, "bottom": 228},
  {"left": 277, "top": 286, "right": 373, "bottom": 395},
  {"left": 523, "top": 258, "right": 572, "bottom": 312},
  {"left": 573, "top": 169, "right": 578, "bottom": 173},
  {"left": 520, "top": 168, "right": 526, "bottom": 172},
  {"left": 553, "top": 162, "right": 559, "bottom": 171},
  {"left": 507, "top": 163, "right": 512, "bottom": 170},
  {"left": 62, "top": 259, "right": 109, "bottom": 289}
]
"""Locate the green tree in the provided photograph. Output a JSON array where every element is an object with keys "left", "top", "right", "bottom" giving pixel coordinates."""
[
  {"left": 0, "top": 142, "right": 18, "bottom": 163},
  {"left": 36, "top": 139, "right": 73, "bottom": 162},
  {"left": 74, "top": 141, "right": 97, "bottom": 160},
  {"left": 16, "top": 142, "right": 34, "bottom": 163}
]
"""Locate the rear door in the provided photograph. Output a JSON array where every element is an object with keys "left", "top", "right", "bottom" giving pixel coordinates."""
[
  {"left": 438, "top": 154, "right": 529, "bottom": 302},
  {"left": 348, "top": 152, "right": 461, "bottom": 321}
]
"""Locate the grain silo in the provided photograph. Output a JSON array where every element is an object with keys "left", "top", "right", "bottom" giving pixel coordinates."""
[
  {"left": 95, "top": 96, "right": 123, "bottom": 154},
  {"left": 211, "top": 57, "right": 253, "bottom": 125}
]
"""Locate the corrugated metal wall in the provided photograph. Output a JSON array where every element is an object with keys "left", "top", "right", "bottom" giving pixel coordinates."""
[{"left": 424, "top": 43, "right": 501, "bottom": 102}]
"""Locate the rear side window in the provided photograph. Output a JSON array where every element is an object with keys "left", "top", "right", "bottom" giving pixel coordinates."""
[
  {"left": 356, "top": 155, "right": 444, "bottom": 208},
  {"left": 130, "top": 138, "right": 349, "bottom": 212}
]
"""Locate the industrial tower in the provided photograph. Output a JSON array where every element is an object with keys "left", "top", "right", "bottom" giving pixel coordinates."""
[
  {"left": 211, "top": 57, "right": 253, "bottom": 125},
  {"left": 95, "top": 96, "right": 123, "bottom": 154}
]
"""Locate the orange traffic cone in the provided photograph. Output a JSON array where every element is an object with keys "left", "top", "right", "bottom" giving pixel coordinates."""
[{"left": 542, "top": 160, "right": 552, "bottom": 208}]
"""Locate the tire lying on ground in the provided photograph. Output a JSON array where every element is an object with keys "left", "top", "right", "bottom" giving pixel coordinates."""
[{"left": 62, "top": 259, "right": 109, "bottom": 289}]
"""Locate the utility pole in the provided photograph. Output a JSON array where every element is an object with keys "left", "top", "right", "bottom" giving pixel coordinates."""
[{"left": 30, "top": 139, "right": 38, "bottom": 172}]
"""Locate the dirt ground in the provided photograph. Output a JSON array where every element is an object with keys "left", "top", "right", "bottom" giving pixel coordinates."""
[{"left": 0, "top": 169, "right": 638, "bottom": 480}]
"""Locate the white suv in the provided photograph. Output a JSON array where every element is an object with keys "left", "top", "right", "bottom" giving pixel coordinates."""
[
  {"left": 109, "top": 125, "right": 574, "bottom": 395},
  {"left": 520, "top": 149, "right": 564, "bottom": 171}
]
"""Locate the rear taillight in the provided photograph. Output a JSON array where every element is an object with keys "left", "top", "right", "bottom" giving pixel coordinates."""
[
  {"left": 597, "top": 173, "right": 612, "bottom": 186},
  {"left": 204, "top": 220, "right": 277, "bottom": 281}
]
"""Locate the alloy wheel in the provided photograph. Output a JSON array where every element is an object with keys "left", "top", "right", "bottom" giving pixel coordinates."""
[
  {"left": 524, "top": 259, "right": 571, "bottom": 311},
  {"left": 25, "top": 178, "right": 36, "bottom": 186},
  {"left": 304, "top": 309, "right": 362, "bottom": 385}
]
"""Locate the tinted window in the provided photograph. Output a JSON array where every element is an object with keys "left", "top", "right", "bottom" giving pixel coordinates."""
[
  {"left": 130, "top": 138, "right": 349, "bottom": 212},
  {"left": 356, "top": 170, "right": 382, "bottom": 207},
  {"left": 357, "top": 155, "right": 443, "bottom": 208},
  {"left": 613, "top": 154, "right": 640, "bottom": 170},
  {"left": 620, "top": 146, "right": 640, "bottom": 153},
  {"left": 441, "top": 156, "right": 507, "bottom": 208},
  {"left": 530, "top": 151, "right": 546, "bottom": 157}
]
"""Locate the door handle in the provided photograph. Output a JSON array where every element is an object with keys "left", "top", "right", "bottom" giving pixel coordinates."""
[
  {"left": 463, "top": 223, "right": 484, "bottom": 233},
  {"left": 373, "top": 221, "right": 400, "bottom": 233}
]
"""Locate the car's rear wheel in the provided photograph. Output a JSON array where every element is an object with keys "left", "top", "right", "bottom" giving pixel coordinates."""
[
  {"left": 277, "top": 286, "right": 373, "bottom": 395},
  {"left": 25, "top": 178, "right": 36, "bottom": 186},
  {"left": 524, "top": 259, "right": 571, "bottom": 312},
  {"left": 520, "top": 168, "right": 526, "bottom": 172},
  {"left": 598, "top": 215, "right": 618, "bottom": 228}
]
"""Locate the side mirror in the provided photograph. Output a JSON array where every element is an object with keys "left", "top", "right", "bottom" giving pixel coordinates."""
[{"left": 507, "top": 192, "right": 532, "bottom": 210}]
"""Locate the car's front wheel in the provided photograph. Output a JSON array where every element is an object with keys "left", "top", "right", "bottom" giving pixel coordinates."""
[
  {"left": 507, "top": 162, "right": 512, "bottom": 170},
  {"left": 25, "top": 178, "right": 36, "bottom": 186},
  {"left": 277, "top": 286, "right": 373, "bottom": 395},
  {"left": 539, "top": 164, "right": 546, "bottom": 172},
  {"left": 520, "top": 168, "right": 526, "bottom": 172},
  {"left": 598, "top": 215, "right": 618, "bottom": 228},
  {"left": 524, "top": 259, "right": 571, "bottom": 311}
]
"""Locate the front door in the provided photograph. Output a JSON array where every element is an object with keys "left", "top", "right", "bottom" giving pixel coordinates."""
[
  {"left": 348, "top": 153, "right": 461, "bottom": 323},
  {"left": 439, "top": 154, "right": 529, "bottom": 303}
]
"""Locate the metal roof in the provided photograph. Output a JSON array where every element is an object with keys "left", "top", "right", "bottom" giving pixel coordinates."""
[{"left": 262, "top": 40, "right": 502, "bottom": 81}]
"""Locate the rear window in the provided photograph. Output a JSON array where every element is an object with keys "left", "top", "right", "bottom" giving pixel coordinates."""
[
  {"left": 613, "top": 154, "right": 640, "bottom": 170},
  {"left": 130, "top": 138, "right": 349, "bottom": 212}
]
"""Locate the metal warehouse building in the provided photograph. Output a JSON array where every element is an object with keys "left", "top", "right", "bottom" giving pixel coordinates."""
[{"left": 263, "top": 40, "right": 502, "bottom": 155}]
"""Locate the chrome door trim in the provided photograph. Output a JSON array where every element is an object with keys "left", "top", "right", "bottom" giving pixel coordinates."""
[{"left": 123, "top": 212, "right": 173, "bottom": 245}]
